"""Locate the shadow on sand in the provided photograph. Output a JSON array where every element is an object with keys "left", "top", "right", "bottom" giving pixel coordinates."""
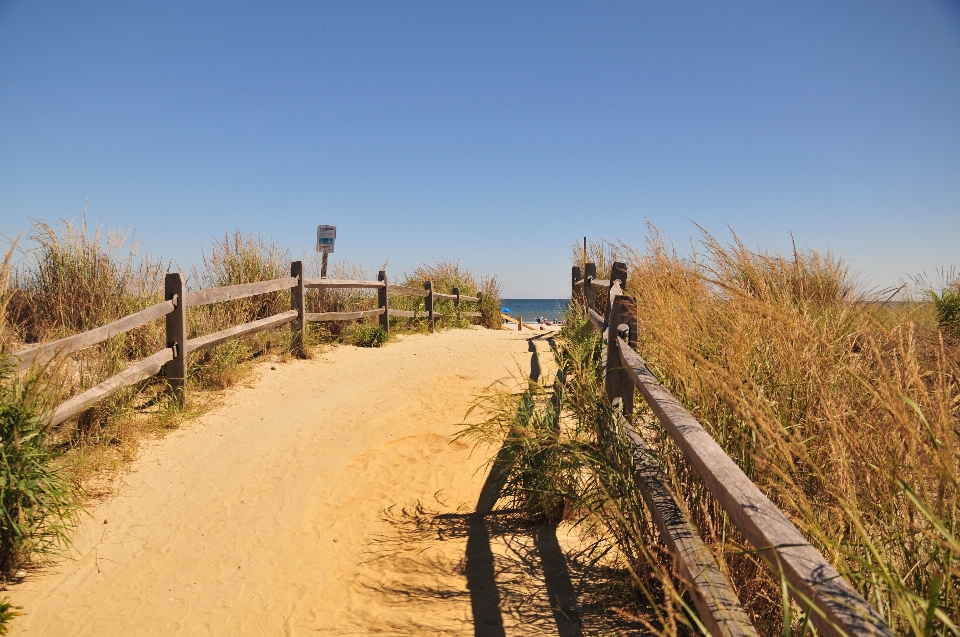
[{"left": 356, "top": 334, "right": 649, "bottom": 635}]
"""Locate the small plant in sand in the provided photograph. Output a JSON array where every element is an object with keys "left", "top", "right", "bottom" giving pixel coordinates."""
[
  {"left": 350, "top": 324, "right": 389, "bottom": 348},
  {"left": 0, "top": 597, "right": 21, "bottom": 634},
  {"left": 460, "top": 378, "right": 572, "bottom": 523}
]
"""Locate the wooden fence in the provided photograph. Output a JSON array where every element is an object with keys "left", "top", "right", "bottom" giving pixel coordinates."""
[
  {"left": 12, "top": 263, "right": 482, "bottom": 427},
  {"left": 573, "top": 262, "right": 894, "bottom": 637}
]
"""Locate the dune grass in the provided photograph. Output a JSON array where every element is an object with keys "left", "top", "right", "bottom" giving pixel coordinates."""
[
  {"left": 0, "top": 218, "right": 501, "bottom": 592},
  {"left": 614, "top": 227, "right": 958, "bottom": 634},
  {"left": 463, "top": 228, "right": 958, "bottom": 635}
]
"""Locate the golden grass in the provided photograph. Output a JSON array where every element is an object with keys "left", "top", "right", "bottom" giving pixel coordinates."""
[
  {"left": 462, "top": 227, "right": 957, "bottom": 635},
  {"left": 0, "top": 220, "right": 501, "bottom": 495}
]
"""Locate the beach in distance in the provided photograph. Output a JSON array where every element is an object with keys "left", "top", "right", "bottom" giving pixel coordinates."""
[{"left": 500, "top": 298, "right": 569, "bottom": 322}]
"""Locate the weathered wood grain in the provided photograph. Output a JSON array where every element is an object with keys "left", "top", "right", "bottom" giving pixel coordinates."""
[
  {"left": 618, "top": 307, "right": 638, "bottom": 416},
  {"left": 432, "top": 292, "right": 458, "bottom": 300},
  {"left": 590, "top": 278, "right": 611, "bottom": 287},
  {"left": 165, "top": 272, "right": 187, "bottom": 407},
  {"left": 584, "top": 262, "right": 597, "bottom": 311},
  {"left": 572, "top": 266, "right": 584, "bottom": 305},
  {"left": 386, "top": 284, "right": 431, "bottom": 297},
  {"left": 587, "top": 308, "right": 604, "bottom": 331},
  {"left": 185, "top": 310, "right": 298, "bottom": 355},
  {"left": 605, "top": 295, "right": 626, "bottom": 403},
  {"left": 184, "top": 277, "right": 298, "bottom": 307},
  {"left": 615, "top": 338, "right": 893, "bottom": 637},
  {"left": 290, "top": 261, "right": 305, "bottom": 358},
  {"left": 49, "top": 347, "right": 175, "bottom": 426},
  {"left": 378, "top": 271, "right": 389, "bottom": 332},
  {"left": 611, "top": 261, "right": 628, "bottom": 288},
  {"left": 459, "top": 294, "right": 479, "bottom": 302},
  {"left": 13, "top": 298, "right": 176, "bottom": 372},
  {"left": 305, "top": 309, "right": 385, "bottom": 322},
  {"left": 425, "top": 281, "right": 435, "bottom": 333},
  {"left": 622, "top": 416, "right": 758, "bottom": 637},
  {"left": 304, "top": 278, "right": 385, "bottom": 289}
]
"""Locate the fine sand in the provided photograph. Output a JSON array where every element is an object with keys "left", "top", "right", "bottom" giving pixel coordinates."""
[{"left": 8, "top": 327, "right": 632, "bottom": 636}]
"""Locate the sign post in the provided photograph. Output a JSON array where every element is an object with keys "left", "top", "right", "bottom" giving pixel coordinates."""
[{"left": 316, "top": 225, "right": 336, "bottom": 278}]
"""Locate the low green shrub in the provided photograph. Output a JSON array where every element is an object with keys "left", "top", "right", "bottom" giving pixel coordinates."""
[
  {"left": 0, "top": 361, "right": 79, "bottom": 578},
  {"left": 351, "top": 324, "right": 388, "bottom": 348},
  {"left": 929, "top": 283, "right": 960, "bottom": 335}
]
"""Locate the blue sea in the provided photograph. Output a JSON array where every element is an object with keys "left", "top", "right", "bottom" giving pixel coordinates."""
[{"left": 500, "top": 299, "right": 570, "bottom": 322}]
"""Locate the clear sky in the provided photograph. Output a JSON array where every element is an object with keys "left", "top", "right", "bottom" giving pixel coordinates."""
[{"left": 1, "top": 0, "right": 958, "bottom": 297}]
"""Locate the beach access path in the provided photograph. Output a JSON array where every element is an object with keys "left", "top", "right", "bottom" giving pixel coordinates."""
[{"left": 8, "top": 327, "right": 629, "bottom": 636}]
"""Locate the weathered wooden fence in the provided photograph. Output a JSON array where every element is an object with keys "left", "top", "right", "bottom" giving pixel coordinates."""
[
  {"left": 573, "top": 262, "right": 894, "bottom": 637},
  {"left": 12, "top": 263, "right": 482, "bottom": 426}
]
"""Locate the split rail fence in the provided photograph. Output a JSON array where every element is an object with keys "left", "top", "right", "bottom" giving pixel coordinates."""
[
  {"left": 573, "top": 262, "right": 893, "bottom": 637},
  {"left": 12, "top": 263, "right": 482, "bottom": 427}
]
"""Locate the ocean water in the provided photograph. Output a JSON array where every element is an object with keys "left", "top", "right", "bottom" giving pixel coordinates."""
[{"left": 500, "top": 299, "right": 570, "bottom": 322}]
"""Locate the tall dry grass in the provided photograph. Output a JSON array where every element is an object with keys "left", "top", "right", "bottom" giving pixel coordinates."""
[
  {"left": 186, "top": 232, "right": 294, "bottom": 389},
  {"left": 2, "top": 220, "right": 501, "bottom": 474},
  {"left": 399, "top": 260, "right": 502, "bottom": 330},
  {"left": 611, "top": 227, "right": 958, "bottom": 634},
  {"left": 0, "top": 218, "right": 501, "bottom": 631},
  {"left": 4, "top": 218, "right": 169, "bottom": 458},
  {"left": 463, "top": 228, "right": 958, "bottom": 635}
]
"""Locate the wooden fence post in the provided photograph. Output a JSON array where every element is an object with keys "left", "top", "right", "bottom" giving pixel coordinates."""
[
  {"left": 605, "top": 295, "right": 623, "bottom": 405},
  {"left": 425, "top": 280, "right": 435, "bottom": 332},
  {"left": 572, "top": 266, "right": 582, "bottom": 307},
  {"left": 378, "top": 270, "right": 389, "bottom": 334},
  {"left": 611, "top": 261, "right": 628, "bottom": 288},
  {"left": 616, "top": 295, "right": 637, "bottom": 417},
  {"left": 477, "top": 292, "right": 483, "bottom": 325},
  {"left": 290, "top": 260, "right": 305, "bottom": 358},
  {"left": 164, "top": 272, "right": 187, "bottom": 408},
  {"left": 584, "top": 262, "right": 597, "bottom": 313},
  {"left": 607, "top": 261, "right": 628, "bottom": 321},
  {"left": 453, "top": 286, "right": 460, "bottom": 322}
]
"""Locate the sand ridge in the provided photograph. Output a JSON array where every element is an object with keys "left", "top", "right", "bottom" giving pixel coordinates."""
[{"left": 7, "top": 327, "right": 603, "bottom": 636}]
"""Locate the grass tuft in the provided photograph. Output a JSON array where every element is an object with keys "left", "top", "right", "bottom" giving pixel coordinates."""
[{"left": 349, "top": 324, "right": 389, "bottom": 348}]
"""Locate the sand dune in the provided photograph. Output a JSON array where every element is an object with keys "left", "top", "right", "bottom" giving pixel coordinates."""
[{"left": 8, "top": 327, "right": 634, "bottom": 636}]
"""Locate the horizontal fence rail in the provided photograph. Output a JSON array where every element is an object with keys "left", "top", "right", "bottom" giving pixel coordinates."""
[
  {"left": 49, "top": 348, "right": 175, "bottom": 426},
  {"left": 184, "top": 277, "right": 298, "bottom": 308},
  {"left": 12, "top": 298, "right": 177, "bottom": 372},
  {"left": 305, "top": 308, "right": 385, "bottom": 323},
  {"left": 501, "top": 313, "right": 538, "bottom": 331},
  {"left": 13, "top": 262, "right": 485, "bottom": 427},
  {"left": 304, "top": 278, "right": 384, "bottom": 289},
  {"left": 622, "top": 414, "right": 758, "bottom": 637},
  {"left": 574, "top": 261, "right": 894, "bottom": 637},
  {"left": 186, "top": 310, "right": 299, "bottom": 355},
  {"left": 387, "top": 284, "right": 430, "bottom": 297}
]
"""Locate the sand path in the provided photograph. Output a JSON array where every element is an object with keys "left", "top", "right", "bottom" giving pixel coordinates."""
[{"left": 8, "top": 327, "right": 611, "bottom": 636}]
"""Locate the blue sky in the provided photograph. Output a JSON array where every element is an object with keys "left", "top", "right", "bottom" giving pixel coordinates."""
[{"left": 1, "top": 0, "right": 958, "bottom": 297}]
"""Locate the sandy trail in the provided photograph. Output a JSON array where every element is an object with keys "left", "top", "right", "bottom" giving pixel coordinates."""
[{"left": 8, "top": 327, "right": 626, "bottom": 636}]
